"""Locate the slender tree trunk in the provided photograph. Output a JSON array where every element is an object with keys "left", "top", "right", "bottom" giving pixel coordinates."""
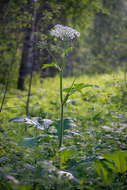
[
  {"left": 17, "top": 28, "right": 32, "bottom": 90},
  {"left": 26, "top": 1, "right": 37, "bottom": 116},
  {"left": 17, "top": 0, "right": 33, "bottom": 90}
]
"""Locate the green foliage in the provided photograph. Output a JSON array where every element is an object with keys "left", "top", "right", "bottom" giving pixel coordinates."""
[
  {"left": 9, "top": 117, "right": 53, "bottom": 131},
  {"left": 102, "top": 151, "right": 127, "bottom": 174},
  {"left": 9, "top": 116, "right": 77, "bottom": 144},
  {"left": 1, "top": 0, "right": 127, "bottom": 188},
  {"left": 83, "top": 0, "right": 127, "bottom": 74},
  {"left": 1, "top": 0, "right": 127, "bottom": 87},
  {"left": 93, "top": 151, "right": 127, "bottom": 187},
  {"left": 0, "top": 0, "right": 104, "bottom": 88},
  {"left": 0, "top": 72, "right": 127, "bottom": 189},
  {"left": 64, "top": 83, "right": 99, "bottom": 94},
  {"left": 55, "top": 118, "right": 76, "bottom": 138},
  {"left": 42, "top": 62, "right": 60, "bottom": 71}
]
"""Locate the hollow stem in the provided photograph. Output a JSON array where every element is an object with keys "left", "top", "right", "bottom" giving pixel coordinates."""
[
  {"left": 59, "top": 41, "right": 67, "bottom": 148},
  {"left": 59, "top": 70, "right": 64, "bottom": 148}
]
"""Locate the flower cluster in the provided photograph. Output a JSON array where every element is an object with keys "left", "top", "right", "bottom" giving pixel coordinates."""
[{"left": 50, "top": 24, "right": 80, "bottom": 40}]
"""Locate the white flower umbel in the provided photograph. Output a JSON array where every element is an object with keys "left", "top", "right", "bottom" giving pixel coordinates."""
[{"left": 50, "top": 24, "right": 80, "bottom": 40}]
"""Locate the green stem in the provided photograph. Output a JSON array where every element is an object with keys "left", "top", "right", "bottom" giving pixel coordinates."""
[
  {"left": 124, "top": 63, "right": 127, "bottom": 88},
  {"left": 59, "top": 70, "right": 64, "bottom": 148},
  {"left": 59, "top": 40, "right": 67, "bottom": 148}
]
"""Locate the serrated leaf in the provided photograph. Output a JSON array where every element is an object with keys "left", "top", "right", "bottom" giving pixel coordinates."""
[
  {"left": 24, "top": 117, "right": 40, "bottom": 126},
  {"left": 102, "top": 151, "right": 127, "bottom": 173},
  {"left": 93, "top": 151, "right": 127, "bottom": 184},
  {"left": 9, "top": 117, "right": 53, "bottom": 131},
  {"left": 93, "top": 160, "right": 113, "bottom": 184}
]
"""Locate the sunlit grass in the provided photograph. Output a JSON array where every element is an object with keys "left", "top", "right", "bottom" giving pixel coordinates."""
[{"left": 0, "top": 71, "right": 125, "bottom": 119}]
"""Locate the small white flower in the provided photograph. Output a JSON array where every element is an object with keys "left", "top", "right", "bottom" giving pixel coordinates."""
[{"left": 50, "top": 24, "right": 80, "bottom": 40}]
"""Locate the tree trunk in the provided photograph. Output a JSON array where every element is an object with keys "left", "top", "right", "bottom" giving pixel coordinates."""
[
  {"left": 17, "top": 0, "right": 35, "bottom": 90},
  {"left": 17, "top": 28, "right": 32, "bottom": 90},
  {"left": 26, "top": 1, "right": 37, "bottom": 115}
]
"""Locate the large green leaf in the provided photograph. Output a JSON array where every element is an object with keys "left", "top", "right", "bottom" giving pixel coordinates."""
[
  {"left": 102, "top": 151, "right": 127, "bottom": 174},
  {"left": 93, "top": 159, "right": 113, "bottom": 184},
  {"left": 63, "top": 83, "right": 99, "bottom": 104},
  {"left": 93, "top": 151, "right": 127, "bottom": 184},
  {"left": 63, "top": 83, "right": 99, "bottom": 95},
  {"left": 54, "top": 118, "right": 76, "bottom": 138},
  {"left": 9, "top": 117, "right": 27, "bottom": 123},
  {"left": 9, "top": 117, "right": 53, "bottom": 130},
  {"left": 35, "top": 118, "right": 54, "bottom": 130}
]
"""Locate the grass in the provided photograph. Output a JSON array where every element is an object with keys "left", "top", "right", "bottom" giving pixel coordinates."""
[{"left": 0, "top": 71, "right": 127, "bottom": 190}]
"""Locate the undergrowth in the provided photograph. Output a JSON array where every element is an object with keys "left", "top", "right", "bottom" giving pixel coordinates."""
[{"left": 0, "top": 71, "right": 127, "bottom": 190}]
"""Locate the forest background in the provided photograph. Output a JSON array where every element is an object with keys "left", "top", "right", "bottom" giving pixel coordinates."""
[
  {"left": 0, "top": 0, "right": 127, "bottom": 189},
  {"left": 0, "top": 0, "right": 127, "bottom": 91}
]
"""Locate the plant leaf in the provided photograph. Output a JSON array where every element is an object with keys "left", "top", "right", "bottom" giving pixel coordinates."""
[
  {"left": 22, "top": 135, "right": 44, "bottom": 147},
  {"left": 102, "top": 151, "right": 127, "bottom": 173},
  {"left": 54, "top": 118, "right": 76, "bottom": 139},
  {"left": 63, "top": 83, "right": 99, "bottom": 95},
  {"left": 63, "top": 79, "right": 76, "bottom": 104},
  {"left": 9, "top": 117, "right": 53, "bottom": 130},
  {"left": 42, "top": 62, "right": 60, "bottom": 70},
  {"left": 93, "top": 159, "right": 113, "bottom": 184},
  {"left": 93, "top": 151, "right": 127, "bottom": 184},
  {"left": 9, "top": 117, "right": 27, "bottom": 122}
]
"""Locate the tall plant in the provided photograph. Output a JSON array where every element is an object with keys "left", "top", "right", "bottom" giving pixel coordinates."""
[
  {"left": 40, "top": 25, "right": 80, "bottom": 147},
  {"left": 10, "top": 25, "right": 98, "bottom": 148}
]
